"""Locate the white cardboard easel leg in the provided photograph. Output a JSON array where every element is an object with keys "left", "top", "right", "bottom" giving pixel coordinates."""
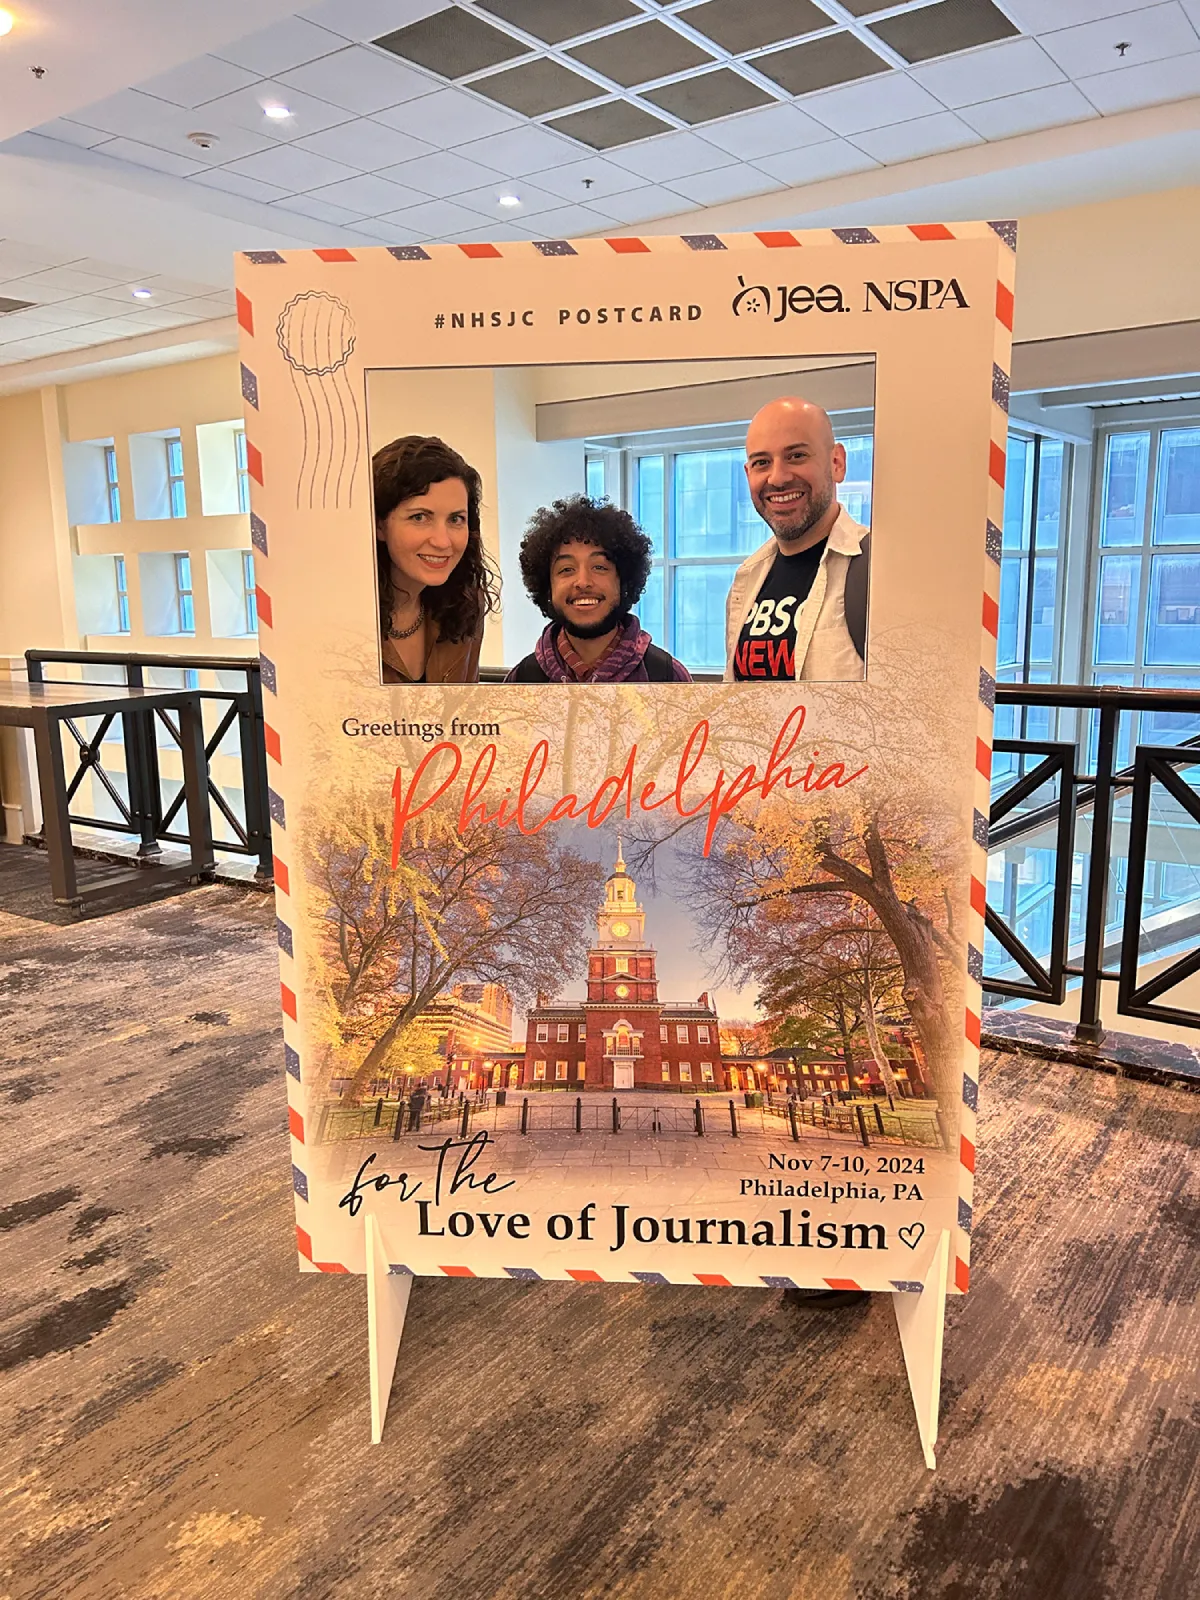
[
  {"left": 891, "top": 1228, "right": 950, "bottom": 1470},
  {"left": 365, "top": 1213, "right": 411, "bottom": 1444}
]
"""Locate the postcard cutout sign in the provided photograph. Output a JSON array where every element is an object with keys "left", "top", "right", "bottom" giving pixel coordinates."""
[{"left": 237, "top": 222, "right": 1014, "bottom": 1467}]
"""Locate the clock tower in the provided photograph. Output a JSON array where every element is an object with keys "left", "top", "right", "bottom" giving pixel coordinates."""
[
  {"left": 588, "top": 840, "right": 659, "bottom": 1009},
  {"left": 595, "top": 838, "right": 646, "bottom": 951}
]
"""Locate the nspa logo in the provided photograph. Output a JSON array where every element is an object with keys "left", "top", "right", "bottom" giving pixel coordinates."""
[{"left": 732, "top": 275, "right": 970, "bottom": 320}]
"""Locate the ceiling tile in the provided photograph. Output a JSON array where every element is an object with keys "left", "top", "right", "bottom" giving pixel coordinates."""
[
  {"left": 802, "top": 71, "right": 942, "bottom": 135},
  {"left": 452, "top": 179, "right": 571, "bottom": 217},
  {"left": 599, "top": 184, "right": 697, "bottom": 222},
  {"left": 1001, "top": 0, "right": 1165, "bottom": 27},
  {"left": 0, "top": 278, "right": 77, "bottom": 305},
  {"left": 454, "top": 122, "right": 582, "bottom": 173},
  {"left": 213, "top": 17, "right": 348, "bottom": 76},
  {"left": 910, "top": 37, "right": 1065, "bottom": 107},
  {"left": 606, "top": 128, "right": 735, "bottom": 180},
  {"left": 642, "top": 68, "right": 776, "bottom": 123},
  {"left": 222, "top": 144, "right": 361, "bottom": 191},
  {"left": 380, "top": 198, "right": 494, "bottom": 234},
  {"left": 58, "top": 87, "right": 277, "bottom": 154},
  {"left": 664, "top": 163, "right": 783, "bottom": 205},
  {"left": 568, "top": 22, "right": 715, "bottom": 87},
  {"left": 91, "top": 138, "right": 207, "bottom": 177},
  {"left": 138, "top": 55, "right": 260, "bottom": 111},
  {"left": 198, "top": 81, "right": 353, "bottom": 141},
  {"left": 341, "top": 218, "right": 426, "bottom": 242},
  {"left": 89, "top": 281, "right": 194, "bottom": 307},
  {"left": 850, "top": 109, "right": 983, "bottom": 162},
  {"left": 31, "top": 119, "right": 110, "bottom": 149},
  {"left": 372, "top": 86, "right": 525, "bottom": 143},
  {"left": 477, "top": 0, "right": 640, "bottom": 42},
  {"left": 468, "top": 58, "right": 605, "bottom": 116},
  {"left": 0, "top": 243, "right": 77, "bottom": 274},
  {"left": 305, "top": 172, "right": 427, "bottom": 212},
  {"left": 374, "top": 10, "right": 529, "bottom": 76},
  {"left": 522, "top": 155, "right": 650, "bottom": 199},
  {"left": 958, "top": 80, "right": 1099, "bottom": 137},
  {"left": 754, "top": 137, "right": 879, "bottom": 184},
  {"left": 279, "top": 45, "right": 440, "bottom": 113},
  {"left": 752, "top": 33, "right": 891, "bottom": 97},
  {"left": 270, "top": 193, "right": 366, "bottom": 225},
  {"left": 696, "top": 100, "right": 832, "bottom": 157},
  {"left": 1038, "top": 4, "right": 1198, "bottom": 77},
  {"left": 384, "top": 149, "right": 506, "bottom": 194},
  {"left": 1076, "top": 48, "right": 1200, "bottom": 112},
  {"left": 546, "top": 101, "right": 675, "bottom": 148},
  {"left": 300, "top": 0, "right": 450, "bottom": 41},
  {"left": 868, "top": 0, "right": 1019, "bottom": 64},
  {"left": 680, "top": 0, "right": 834, "bottom": 54},
  {"left": 835, "top": 0, "right": 897, "bottom": 12},
  {"left": 7, "top": 266, "right": 119, "bottom": 295},
  {"left": 294, "top": 118, "right": 435, "bottom": 169},
  {"left": 141, "top": 273, "right": 227, "bottom": 296},
  {"left": 524, "top": 202, "right": 620, "bottom": 236},
  {"left": 188, "top": 168, "right": 290, "bottom": 203},
  {"left": 438, "top": 221, "right": 538, "bottom": 241}
]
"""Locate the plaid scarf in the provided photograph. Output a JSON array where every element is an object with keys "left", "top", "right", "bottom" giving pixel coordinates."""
[{"left": 534, "top": 616, "right": 654, "bottom": 683}]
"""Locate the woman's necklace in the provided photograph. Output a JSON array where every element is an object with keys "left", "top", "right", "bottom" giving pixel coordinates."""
[{"left": 387, "top": 603, "right": 424, "bottom": 641}]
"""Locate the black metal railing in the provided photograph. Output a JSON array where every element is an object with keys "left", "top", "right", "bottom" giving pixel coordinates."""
[
  {"left": 987, "top": 684, "right": 1200, "bottom": 1043},
  {"left": 24, "top": 649, "right": 272, "bottom": 880}
]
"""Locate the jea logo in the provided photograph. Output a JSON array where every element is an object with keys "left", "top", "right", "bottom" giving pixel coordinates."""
[{"left": 732, "top": 276, "right": 849, "bottom": 321}]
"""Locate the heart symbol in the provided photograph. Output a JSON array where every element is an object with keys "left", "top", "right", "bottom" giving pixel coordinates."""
[{"left": 898, "top": 1223, "right": 925, "bottom": 1250}]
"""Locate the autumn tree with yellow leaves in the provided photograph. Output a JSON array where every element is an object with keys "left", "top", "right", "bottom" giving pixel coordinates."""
[{"left": 305, "top": 791, "right": 603, "bottom": 1096}]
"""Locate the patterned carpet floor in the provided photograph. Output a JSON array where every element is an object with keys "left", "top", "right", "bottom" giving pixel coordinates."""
[{"left": 0, "top": 873, "right": 1197, "bottom": 1600}]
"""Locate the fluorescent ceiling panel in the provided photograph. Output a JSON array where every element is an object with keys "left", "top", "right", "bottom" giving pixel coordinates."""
[
  {"left": 475, "top": 0, "right": 640, "bottom": 43},
  {"left": 567, "top": 21, "right": 715, "bottom": 87},
  {"left": 680, "top": 0, "right": 835, "bottom": 54},
  {"left": 374, "top": 11, "right": 528, "bottom": 77},
  {"left": 642, "top": 68, "right": 776, "bottom": 123},
  {"left": 469, "top": 57, "right": 605, "bottom": 115},
  {"left": 868, "top": 0, "right": 1020, "bottom": 65},
  {"left": 753, "top": 33, "right": 891, "bottom": 95},
  {"left": 546, "top": 100, "right": 674, "bottom": 148}
]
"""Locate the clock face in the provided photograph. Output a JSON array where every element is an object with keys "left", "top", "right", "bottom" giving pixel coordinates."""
[
  {"left": 611, "top": 920, "right": 630, "bottom": 938},
  {"left": 614, "top": 982, "right": 630, "bottom": 998}
]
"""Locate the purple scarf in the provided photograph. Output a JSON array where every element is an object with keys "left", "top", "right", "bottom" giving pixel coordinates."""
[{"left": 534, "top": 616, "right": 656, "bottom": 683}]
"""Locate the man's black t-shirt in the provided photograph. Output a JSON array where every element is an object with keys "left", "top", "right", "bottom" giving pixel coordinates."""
[{"left": 732, "top": 540, "right": 827, "bottom": 681}]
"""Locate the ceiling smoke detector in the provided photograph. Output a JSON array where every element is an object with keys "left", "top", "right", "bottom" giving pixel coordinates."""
[{"left": 187, "top": 131, "right": 219, "bottom": 149}]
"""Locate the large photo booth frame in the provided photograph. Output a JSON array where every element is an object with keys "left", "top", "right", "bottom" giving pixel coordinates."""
[{"left": 235, "top": 222, "right": 1015, "bottom": 1466}]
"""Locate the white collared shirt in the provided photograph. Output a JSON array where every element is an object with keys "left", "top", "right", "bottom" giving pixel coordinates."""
[{"left": 723, "top": 506, "right": 868, "bottom": 683}]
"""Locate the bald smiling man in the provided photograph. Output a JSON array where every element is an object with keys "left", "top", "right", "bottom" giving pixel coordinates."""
[{"left": 724, "top": 397, "right": 870, "bottom": 683}]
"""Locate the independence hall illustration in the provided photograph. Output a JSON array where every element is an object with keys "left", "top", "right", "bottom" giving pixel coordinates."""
[{"left": 446, "top": 845, "right": 929, "bottom": 1097}]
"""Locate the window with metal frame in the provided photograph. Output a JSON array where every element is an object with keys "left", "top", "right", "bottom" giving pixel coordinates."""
[
  {"left": 235, "top": 429, "right": 252, "bottom": 514},
  {"left": 243, "top": 551, "right": 258, "bottom": 633},
  {"left": 114, "top": 555, "right": 130, "bottom": 633},
  {"left": 104, "top": 445, "right": 121, "bottom": 523},
  {"left": 174, "top": 553, "right": 195, "bottom": 634},
  {"left": 593, "top": 429, "right": 874, "bottom": 674},
  {"left": 166, "top": 436, "right": 187, "bottom": 519}
]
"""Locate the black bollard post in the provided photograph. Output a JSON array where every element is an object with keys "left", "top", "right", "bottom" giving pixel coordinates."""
[
  {"left": 373, "top": 1097, "right": 384, "bottom": 1127},
  {"left": 729, "top": 1099, "right": 739, "bottom": 1138},
  {"left": 694, "top": 1097, "right": 704, "bottom": 1137},
  {"left": 855, "top": 1105, "right": 870, "bottom": 1148},
  {"left": 874, "top": 1103, "right": 885, "bottom": 1134},
  {"left": 575, "top": 1095, "right": 582, "bottom": 1134},
  {"left": 460, "top": 1099, "right": 471, "bottom": 1139},
  {"left": 612, "top": 1097, "right": 620, "bottom": 1134},
  {"left": 788, "top": 1099, "right": 800, "bottom": 1142},
  {"left": 520, "top": 1096, "right": 530, "bottom": 1135},
  {"left": 392, "top": 1097, "right": 405, "bottom": 1140}
]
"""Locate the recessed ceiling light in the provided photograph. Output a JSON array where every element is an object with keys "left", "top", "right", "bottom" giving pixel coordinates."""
[
  {"left": 263, "top": 104, "right": 293, "bottom": 120},
  {"left": 498, "top": 194, "right": 521, "bottom": 207},
  {"left": 0, "top": 11, "right": 13, "bottom": 38},
  {"left": 131, "top": 287, "right": 153, "bottom": 299}
]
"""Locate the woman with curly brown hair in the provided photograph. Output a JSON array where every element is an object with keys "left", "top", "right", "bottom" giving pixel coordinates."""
[{"left": 374, "top": 435, "right": 500, "bottom": 683}]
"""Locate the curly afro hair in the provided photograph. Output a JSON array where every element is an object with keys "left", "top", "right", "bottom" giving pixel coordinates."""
[{"left": 518, "top": 495, "right": 653, "bottom": 620}]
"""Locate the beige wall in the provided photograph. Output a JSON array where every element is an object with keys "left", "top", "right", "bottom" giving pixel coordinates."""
[{"left": 0, "top": 387, "right": 76, "bottom": 658}]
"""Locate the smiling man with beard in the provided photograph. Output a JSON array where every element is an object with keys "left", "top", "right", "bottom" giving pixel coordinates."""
[
  {"left": 506, "top": 495, "right": 691, "bottom": 684},
  {"left": 725, "top": 396, "right": 870, "bottom": 683}
]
